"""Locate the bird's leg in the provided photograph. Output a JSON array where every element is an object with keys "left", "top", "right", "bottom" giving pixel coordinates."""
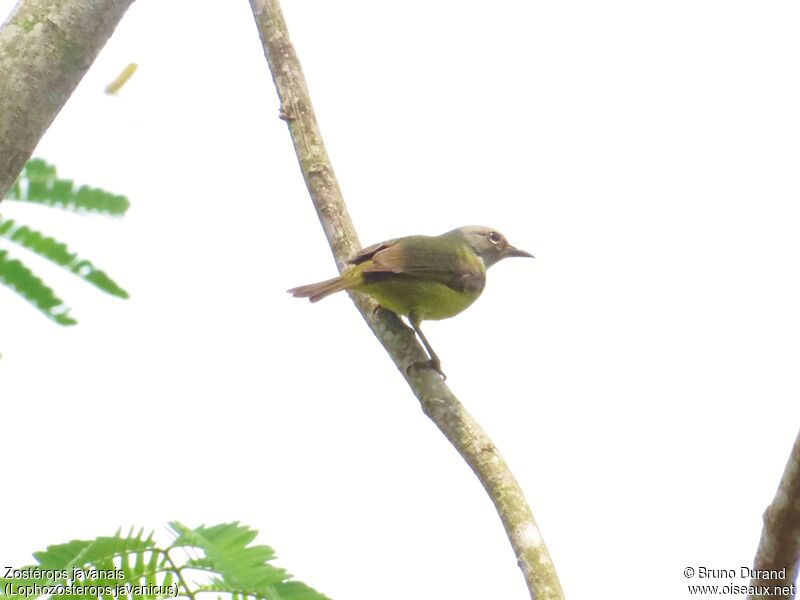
[{"left": 407, "top": 317, "right": 446, "bottom": 380}]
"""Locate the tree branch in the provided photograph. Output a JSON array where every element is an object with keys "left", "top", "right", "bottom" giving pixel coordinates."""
[
  {"left": 748, "top": 428, "right": 800, "bottom": 600},
  {"left": 247, "top": 2, "right": 564, "bottom": 598},
  {"left": 0, "top": 0, "right": 135, "bottom": 200}
]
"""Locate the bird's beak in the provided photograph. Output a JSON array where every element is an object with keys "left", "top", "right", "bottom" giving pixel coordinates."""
[{"left": 505, "top": 246, "right": 535, "bottom": 259}]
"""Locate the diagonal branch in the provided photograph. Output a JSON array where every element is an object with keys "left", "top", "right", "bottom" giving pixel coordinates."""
[
  {"left": 748, "top": 428, "right": 800, "bottom": 600},
  {"left": 247, "top": 2, "right": 564, "bottom": 598},
  {"left": 0, "top": 0, "right": 135, "bottom": 201}
]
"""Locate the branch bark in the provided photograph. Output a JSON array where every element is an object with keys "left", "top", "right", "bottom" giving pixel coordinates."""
[
  {"left": 748, "top": 428, "right": 800, "bottom": 600},
  {"left": 0, "top": 0, "right": 135, "bottom": 200},
  {"left": 247, "top": 2, "right": 564, "bottom": 598}
]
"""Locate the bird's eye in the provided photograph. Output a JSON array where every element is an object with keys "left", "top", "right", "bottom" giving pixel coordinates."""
[{"left": 487, "top": 231, "right": 502, "bottom": 244}]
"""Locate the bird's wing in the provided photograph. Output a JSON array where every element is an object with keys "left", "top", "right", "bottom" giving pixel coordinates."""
[
  {"left": 357, "top": 235, "right": 485, "bottom": 293},
  {"left": 349, "top": 239, "right": 399, "bottom": 265}
]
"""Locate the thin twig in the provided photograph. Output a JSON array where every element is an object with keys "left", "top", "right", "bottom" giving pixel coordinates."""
[
  {"left": 748, "top": 428, "right": 800, "bottom": 600},
  {"left": 247, "top": 2, "right": 563, "bottom": 598},
  {"left": 0, "top": 0, "right": 135, "bottom": 200}
]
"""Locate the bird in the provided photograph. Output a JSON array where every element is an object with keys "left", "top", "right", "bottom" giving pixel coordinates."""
[{"left": 288, "top": 226, "right": 533, "bottom": 378}]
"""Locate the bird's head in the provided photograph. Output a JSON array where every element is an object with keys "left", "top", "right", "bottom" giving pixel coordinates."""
[{"left": 446, "top": 226, "right": 534, "bottom": 268}]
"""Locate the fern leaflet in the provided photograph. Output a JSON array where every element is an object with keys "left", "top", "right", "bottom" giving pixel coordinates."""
[
  {"left": 0, "top": 250, "right": 76, "bottom": 325},
  {"left": 5, "top": 158, "right": 129, "bottom": 216},
  {"left": 0, "top": 217, "right": 129, "bottom": 298}
]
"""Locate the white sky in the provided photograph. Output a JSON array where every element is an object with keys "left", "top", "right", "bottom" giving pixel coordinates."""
[{"left": 2, "top": 2, "right": 800, "bottom": 599}]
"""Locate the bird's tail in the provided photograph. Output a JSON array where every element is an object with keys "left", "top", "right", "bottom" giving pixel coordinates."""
[{"left": 288, "top": 273, "right": 352, "bottom": 303}]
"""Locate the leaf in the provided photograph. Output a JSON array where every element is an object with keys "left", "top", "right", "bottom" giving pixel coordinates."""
[
  {"left": 5, "top": 158, "right": 129, "bottom": 216},
  {"left": 0, "top": 250, "right": 76, "bottom": 325},
  {"left": 105, "top": 63, "right": 138, "bottom": 94},
  {"left": 0, "top": 531, "right": 160, "bottom": 600},
  {"left": 34, "top": 529, "right": 155, "bottom": 570},
  {"left": 0, "top": 217, "right": 129, "bottom": 298},
  {"left": 169, "top": 522, "right": 331, "bottom": 600},
  {"left": 34, "top": 530, "right": 163, "bottom": 600},
  {"left": 1, "top": 524, "right": 329, "bottom": 600}
]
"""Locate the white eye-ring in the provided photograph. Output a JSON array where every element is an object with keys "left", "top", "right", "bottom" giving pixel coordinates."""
[{"left": 487, "top": 231, "right": 502, "bottom": 244}]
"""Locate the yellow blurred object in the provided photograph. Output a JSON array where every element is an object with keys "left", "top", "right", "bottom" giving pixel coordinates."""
[{"left": 105, "top": 63, "right": 138, "bottom": 94}]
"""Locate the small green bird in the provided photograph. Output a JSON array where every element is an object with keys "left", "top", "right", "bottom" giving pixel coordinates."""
[{"left": 289, "top": 226, "right": 533, "bottom": 378}]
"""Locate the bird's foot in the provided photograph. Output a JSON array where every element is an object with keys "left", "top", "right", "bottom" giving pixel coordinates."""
[{"left": 406, "top": 359, "right": 447, "bottom": 381}]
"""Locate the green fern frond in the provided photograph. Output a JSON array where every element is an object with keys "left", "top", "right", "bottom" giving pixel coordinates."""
[
  {"left": 1, "top": 523, "right": 330, "bottom": 600},
  {"left": 6, "top": 158, "right": 129, "bottom": 216},
  {"left": 1, "top": 530, "right": 161, "bottom": 600},
  {"left": 170, "top": 522, "right": 285, "bottom": 586},
  {"left": 170, "top": 522, "right": 330, "bottom": 600},
  {"left": 0, "top": 250, "right": 76, "bottom": 325},
  {"left": 33, "top": 528, "right": 156, "bottom": 570},
  {"left": 0, "top": 217, "right": 129, "bottom": 298}
]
